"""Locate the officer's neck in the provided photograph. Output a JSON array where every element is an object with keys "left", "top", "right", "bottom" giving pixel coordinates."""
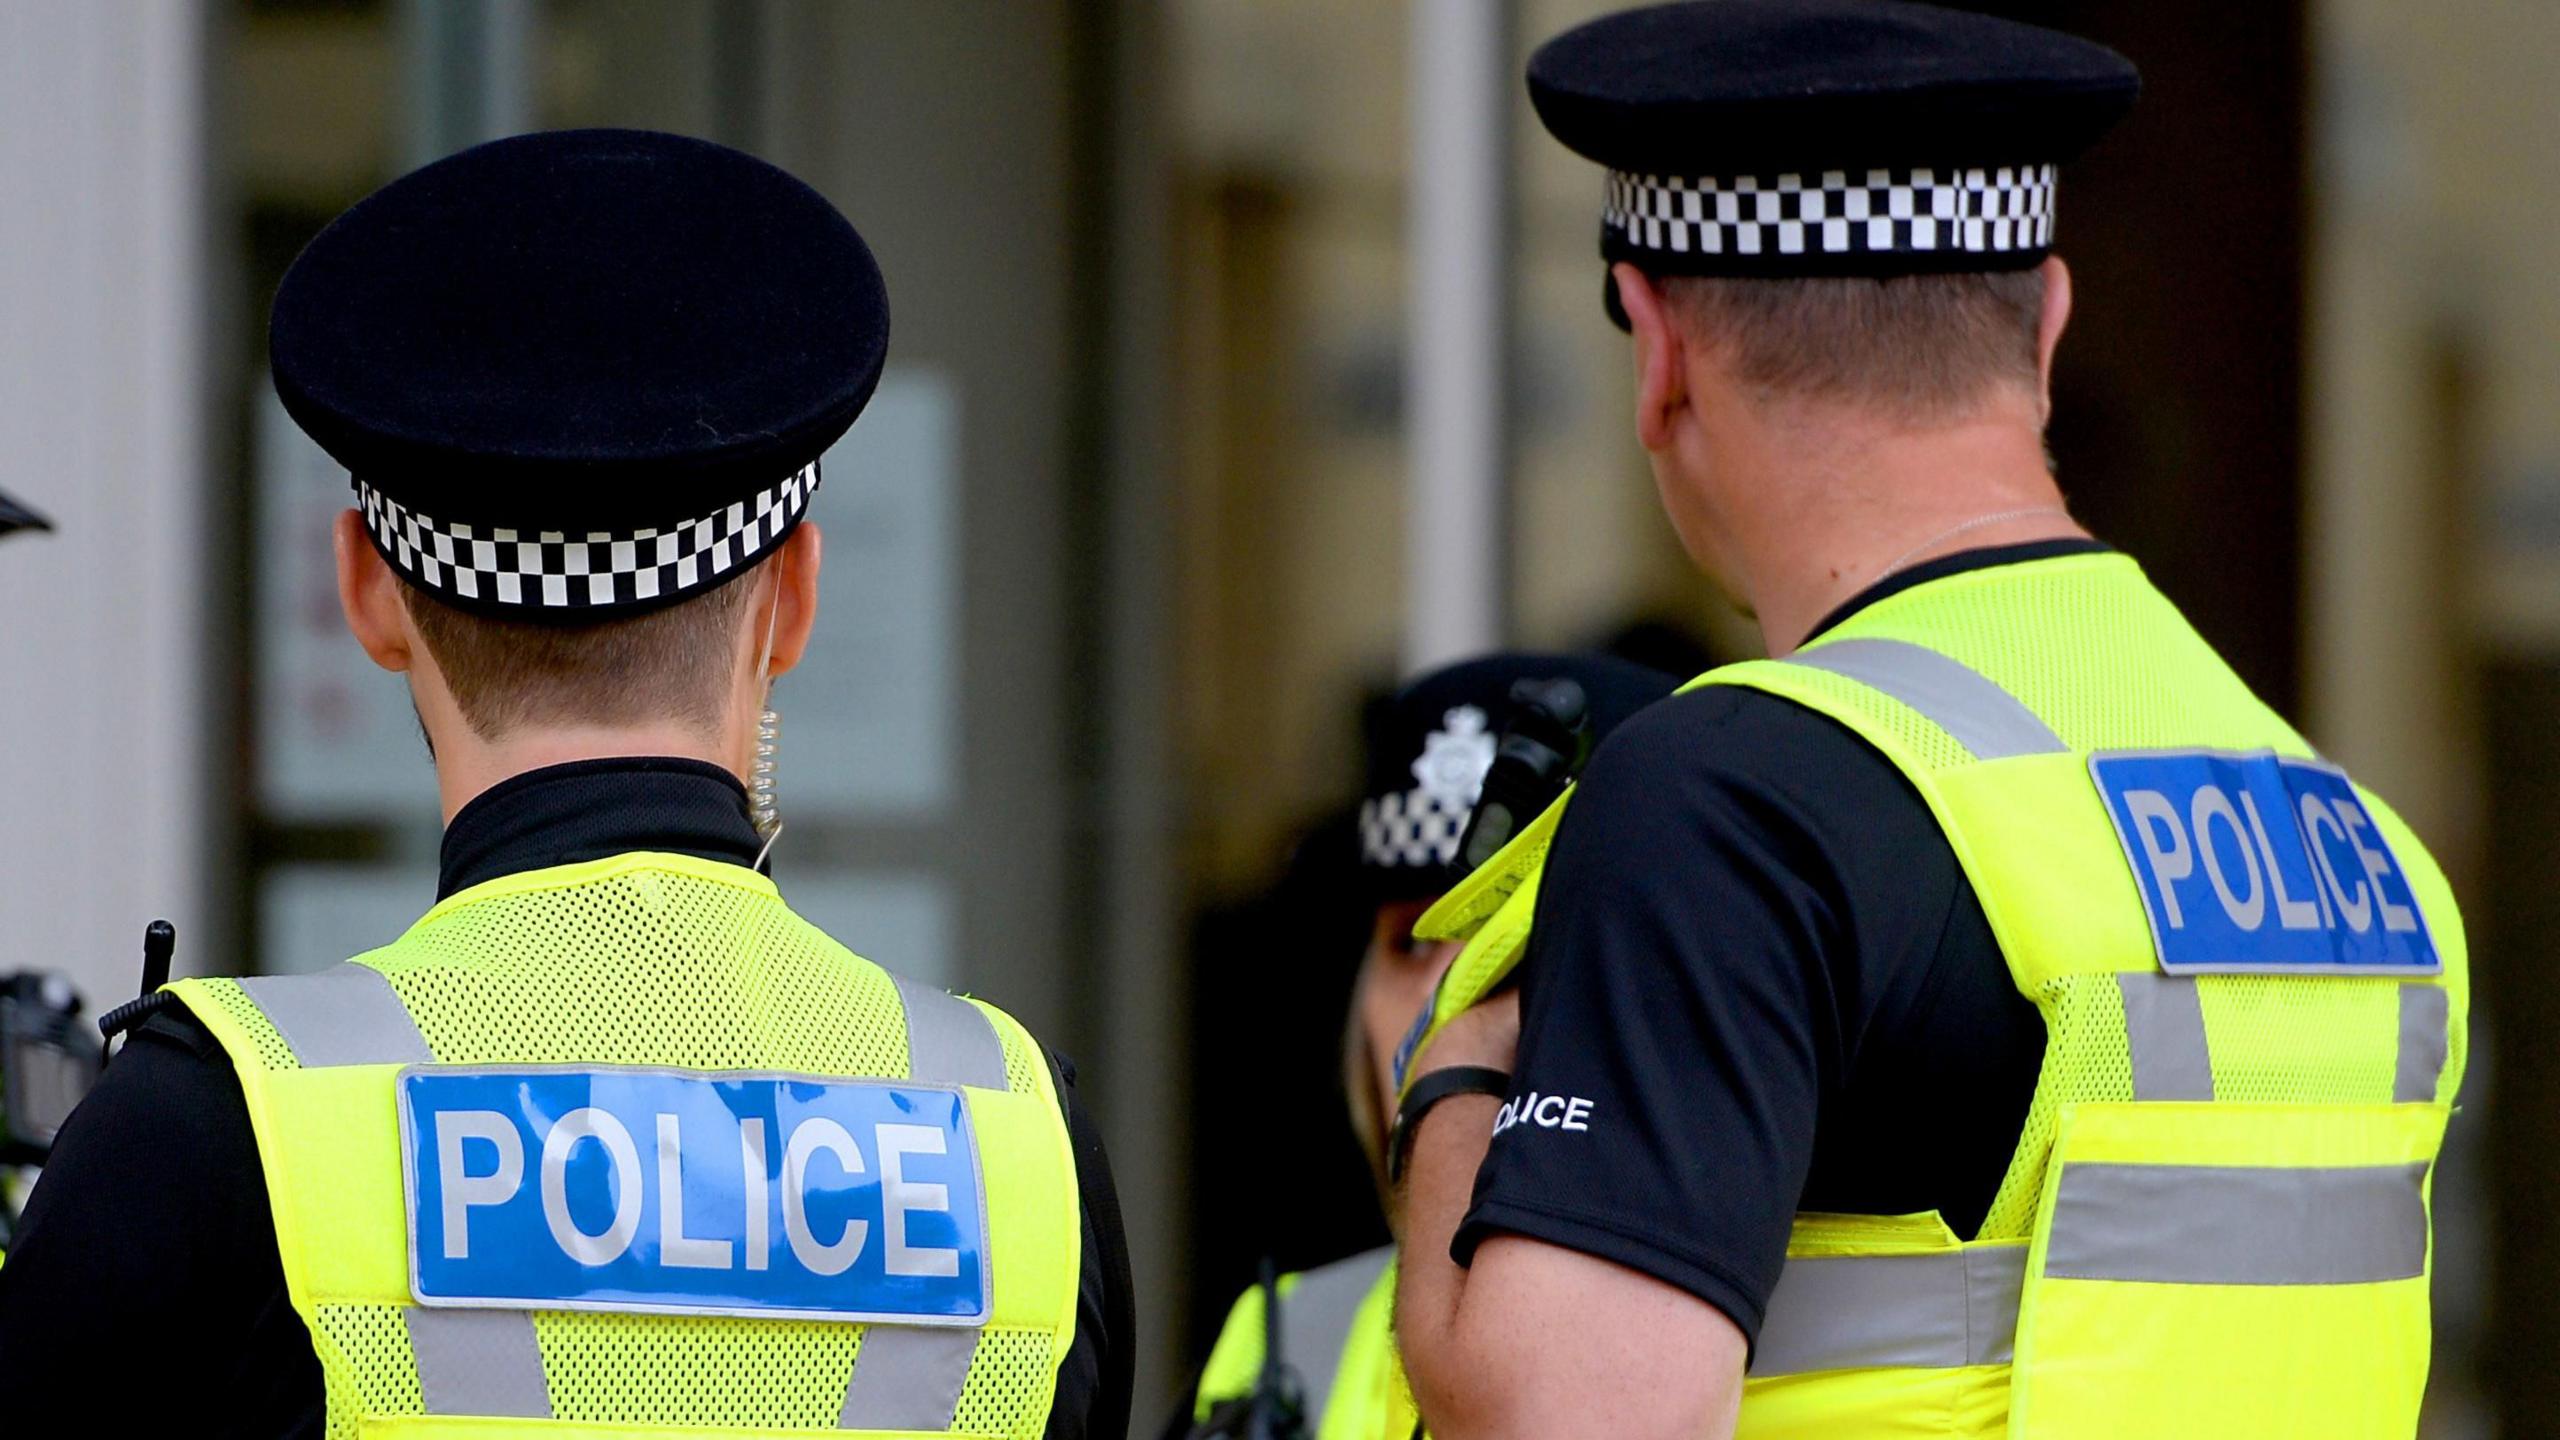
[
  {"left": 1716, "top": 398, "right": 2082, "bottom": 656},
  {"left": 427, "top": 720, "right": 747, "bottom": 827}
]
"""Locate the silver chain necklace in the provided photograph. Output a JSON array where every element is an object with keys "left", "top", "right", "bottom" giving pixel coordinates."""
[{"left": 1863, "top": 505, "right": 2075, "bottom": 591}]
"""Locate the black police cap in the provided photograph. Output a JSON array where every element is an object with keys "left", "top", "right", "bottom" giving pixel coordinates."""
[
  {"left": 1528, "top": 0, "right": 2138, "bottom": 315},
  {"left": 271, "top": 129, "right": 889, "bottom": 617},
  {"left": 1359, "top": 652, "right": 1679, "bottom": 901}
]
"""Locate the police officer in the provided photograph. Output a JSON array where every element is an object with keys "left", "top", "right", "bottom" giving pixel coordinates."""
[
  {"left": 1182, "top": 653, "right": 1675, "bottom": 1440},
  {"left": 0, "top": 130, "right": 1133, "bottom": 1439},
  {"left": 1387, "top": 7, "right": 2466, "bottom": 1440}
]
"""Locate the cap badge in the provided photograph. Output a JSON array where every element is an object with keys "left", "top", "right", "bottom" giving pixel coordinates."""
[{"left": 1413, "top": 705, "right": 1497, "bottom": 805}]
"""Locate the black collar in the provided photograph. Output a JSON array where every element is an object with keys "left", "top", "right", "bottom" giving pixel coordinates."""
[
  {"left": 438, "top": 757, "right": 763, "bottom": 900},
  {"left": 1802, "top": 537, "right": 2112, "bottom": 646}
]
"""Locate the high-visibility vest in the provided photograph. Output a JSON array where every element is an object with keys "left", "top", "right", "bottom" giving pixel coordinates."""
[
  {"left": 1404, "top": 550, "right": 2466, "bottom": 1438},
  {"left": 1193, "top": 1248, "right": 1414, "bottom": 1440},
  {"left": 170, "top": 850, "right": 1083, "bottom": 1438}
]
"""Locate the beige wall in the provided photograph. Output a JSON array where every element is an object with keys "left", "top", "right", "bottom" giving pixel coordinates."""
[{"left": 2306, "top": 0, "right": 2560, "bottom": 873}]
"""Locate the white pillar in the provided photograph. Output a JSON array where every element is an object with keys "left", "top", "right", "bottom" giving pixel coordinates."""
[
  {"left": 401, "top": 0, "right": 536, "bottom": 164},
  {"left": 0, "top": 0, "right": 213, "bottom": 1012},
  {"left": 1405, "top": 0, "right": 1514, "bottom": 672}
]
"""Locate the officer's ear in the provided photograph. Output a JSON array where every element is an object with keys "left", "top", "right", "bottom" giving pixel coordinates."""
[
  {"left": 1614, "top": 263, "right": 1688, "bottom": 453},
  {"left": 2034, "top": 256, "right": 2073, "bottom": 426},
  {"left": 334, "top": 508, "right": 413, "bottom": 674},
  {"left": 758, "top": 521, "right": 824, "bottom": 681}
]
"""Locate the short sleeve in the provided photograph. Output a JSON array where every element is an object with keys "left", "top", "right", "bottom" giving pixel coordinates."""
[
  {"left": 0, "top": 1006, "right": 324, "bottom": 1433},
  {"left": 1453, "top": 686, "right": 1869, "bottom": 1342}
]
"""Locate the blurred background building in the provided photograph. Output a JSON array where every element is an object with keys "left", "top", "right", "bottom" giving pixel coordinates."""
[{"left": 0, "top": 0, "right": 2550, "bottom": 1431}]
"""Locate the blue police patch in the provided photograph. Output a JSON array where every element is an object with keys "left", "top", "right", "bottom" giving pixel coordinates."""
[
  {"left": 400, "top": 1067, "right": 990, "bottom": 1323},
  {"left": 2090, "top": 750, "right": 2439, "bottom": 976}
]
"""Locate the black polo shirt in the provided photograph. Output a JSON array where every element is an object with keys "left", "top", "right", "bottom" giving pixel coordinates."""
[
  {"left": 0, "top": 758, "right": 1134, "bottom": 1440},
  {"left": 1454, "top": 542, "right": 2102, "bottom": 1342}
]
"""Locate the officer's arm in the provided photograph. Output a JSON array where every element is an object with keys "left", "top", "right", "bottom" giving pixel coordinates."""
[
  {"left": 0, "top": 1010, "right": 300, "bottom": 1412},
  {"left": 1391, "top": 1005, "right": 1747, "bottom": 1440}
]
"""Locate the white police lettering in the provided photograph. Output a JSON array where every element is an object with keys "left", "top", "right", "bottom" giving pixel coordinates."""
[
  {"left": 405, "top": 1072, "right": 989, "bottom": 1322},
  {"left": 1492, "top": 1091, "right": 1596, "bottom": 1137},
  {"left": 2190, "top": 785, "right": 2263, "bottom": 930},
  {"left": 2121, "top": 789, "right": 2192, "bottom": 927},
  {"left": 435, "top": 1109, "right": 522, "bottom": 1260},
  {"left": 879, "top": 1123, "right": 962, "bottom": 1278},
  {"left": 2092, "top": 752, "right": 2439, "bottom": 975},
  {"left": 2123, "top": 783, "right": 2356, "bottom": 935},
  {"left": 2240, "top": 792, "right": 2322, "bottom": 930},
  {"left": 657, "top": 1112, "right": 732, "bottom": 1270},
  {"left": 2298, "top": 795, "right": 2369, "bottom": 932},
  {"left": 782, "top": 1117, "right": 868, "bottom": 1276},
  {"left": 740, "top": 1117, "right": 771, "bottom": 1272},
  {"left": 542, "top": 1108, "right": 643, "bottom": 1266},
  {"left": 2339, "top": 806, "right": 2421, "bottom": 934},
  {"left": 425, "top": 1106, "right": 976, "bottom": 1275}
]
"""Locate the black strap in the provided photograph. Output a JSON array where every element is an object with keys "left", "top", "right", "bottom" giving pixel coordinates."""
[
  {"left": 1388, "top": 1065, "right": 1512, "bottom": 1184},
  {"left": 1050, "top": 1048, "right": 1136, "bottom": 1440}
]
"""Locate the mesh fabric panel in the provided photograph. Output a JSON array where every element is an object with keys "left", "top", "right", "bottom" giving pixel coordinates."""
[
  {"left": 533, "top": 1310, "right": 862, "bottom": 1427},
  {"left": 314, "top": 1304, "right": 424, "bottom": 1436},
  {"left": 976, "top": 998, "right": 1043, "bottom": 1096},
  {"left": 368, "top": 868, "right": 909, "bottom": 1075},
  {"left": 1829, "top": 555, "right": 2313, "bottom": 757},
  {"left": 953, "top": 1328, "right": 1063, "bottom": 1438},
  {"left": 202, "top": 977, "right": 301, "bottom": 1071},
  {"left": 2198, "top": 974, "right": 2399, "bottom": 1104},
  {"left": 1973, "top": 970, "right": 2415, "bottom": 1240},
  {"left": 1978, "top": 972, "right": 2135, "bottom": 1239}
]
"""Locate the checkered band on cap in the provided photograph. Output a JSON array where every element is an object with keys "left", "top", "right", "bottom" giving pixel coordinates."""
[
  {"left": 1360, "top": 789, "right": 1473, "bottom": 870},
  {"left": 355, "top": 462, "right": 819, "bottom": 613},
  {"left": 1604, "top": 164, "right": 2057, "bottom": 264}
]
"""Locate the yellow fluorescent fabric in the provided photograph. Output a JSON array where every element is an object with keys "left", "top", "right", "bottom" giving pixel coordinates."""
[
  {"left": 173, "top": 851, "right": 1082, "bottom": 1440},
  {"left": 1390, "top": 552, "right": 2465, "bottom": 1440},
  {"left": 2009, "top": 1102, "right": 2447, "bottom": 1439},
  {"left": 1195, "top": 1256, "right": 1415, "bottom": 1440}
]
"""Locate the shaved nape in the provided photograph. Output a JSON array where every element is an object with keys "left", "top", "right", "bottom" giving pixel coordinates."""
[
  {"left": 1660, "top": 270, "right": 2048, "bottom": 425},
  {"left": 398, "top": 573, "right": 759, "bottom": 740}
]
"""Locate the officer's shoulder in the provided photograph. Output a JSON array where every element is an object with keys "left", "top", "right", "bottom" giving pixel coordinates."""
[
  {"left": 127, "top": 992, "right": 227, "bottom": 1061},
  {"left": 1564, "top": 680, "right": 1947, "bottom": 883},
  {"left": 1582, "top": 680, "right": 1903, "bottom": 799}
]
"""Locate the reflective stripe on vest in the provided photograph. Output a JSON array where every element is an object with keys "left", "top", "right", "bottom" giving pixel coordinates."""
[
  {"left": 2042, "top": 1161, "right": 2429, "bottom": 1285},
  {"left": 2119, "top": 973, "right": 2214, "bottom": 1101},
  {"left": 1784, "top": 637, "right": 2068, "bottom": 760},
  {"left": 237, "top": 966, "right": 433, "bottom": 1068},
  {"left": 893, "top": 973, "right": 1012, "bottom": 1091},
  {"left": 252, "top": 962, "right": 1014, "bottom": 1093},
  {"left": 1752, "top": 1149, "right": 2435, "bottom": 1377},
  {"left": 840, "top": 1325, "right": 982, "bottom": 1431},
  {"left": 1752, "top": 1245, "right": 2025, "bottom": 1377},
  {"left": 2396, "top": 983, "right": 2450, "bottom": 1103},
  {"left": 1281, "top": 1248, "right": 1395, "bottom": 1423},
  {"left": 406, "top": 1309, "right": 552, "bottom": 1419},
  {"left": 234, "top": 959, "right": 1016, "bottom": 1429}
]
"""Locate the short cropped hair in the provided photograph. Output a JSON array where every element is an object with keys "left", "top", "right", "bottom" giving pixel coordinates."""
[
  {"left": 399, "top": 575, "right": 757, "bottom": 739},
  {"left": 1661, "top": 269, "right": 2045, "bottom": 422}
]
